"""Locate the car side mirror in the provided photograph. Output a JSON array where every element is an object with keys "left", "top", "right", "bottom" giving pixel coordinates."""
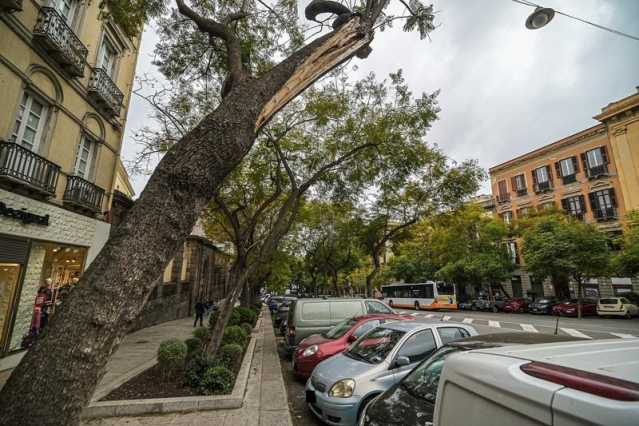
[
  {"left": 348, "top": 334, "right": 357, "bottom": 343},
  {"left": 394, "top": 356, "right": 410, "bottom": 368}
]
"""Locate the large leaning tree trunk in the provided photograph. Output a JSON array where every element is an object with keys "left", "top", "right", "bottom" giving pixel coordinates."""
[{"left": 0, "top": 11, "right": 383, "bottom": 425}]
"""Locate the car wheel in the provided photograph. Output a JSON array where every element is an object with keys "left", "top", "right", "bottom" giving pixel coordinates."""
[
  {"left": 357, "top": 395, "right": 378, "bottom": 423},
  {"left": 414, "top": 301, "right": 420, "bottom": 311},
  {"left": 492, "top": 306, "right": 498, "bottom": 313},
  {"left": 626, "top": 311, "right": 632, "bottom": 319}
]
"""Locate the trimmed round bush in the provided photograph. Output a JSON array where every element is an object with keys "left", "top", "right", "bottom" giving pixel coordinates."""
[
  {"left": 193, "top": 327, "right": 210, "bottom": 343},
  {"left": 235, "top": 307, "right": 257, "bottom": 326},
  {"left": 227, "top": 309, "right": 242, "bottom": 327},
  {"left": 222, "top": 325, "right": 249, "bottom": 347},
  {"left": 240, "top": 322, "right": 252, "bottom": 336},
  {"left": 157, "top": 339, "right": 187, "bottom": 377},
  {"left": 200, "top": 366, "right": 235, "bottom": 394},
  {"left": 185, "top": 337, "right": 203, "bottom": 357},
  {"left": 218, "top": 343, "right": 244, "bottom": 372},
  {"left": 184, "top": 354, "right": 218, "bottom": 389}
]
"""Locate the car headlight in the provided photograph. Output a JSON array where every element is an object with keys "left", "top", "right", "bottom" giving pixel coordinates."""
[
  {"left": 302, "top": 345, "right": 319, "bottom": 357},
  {"left": 329, "top": 379, "right": 355, "bottom": 398}
]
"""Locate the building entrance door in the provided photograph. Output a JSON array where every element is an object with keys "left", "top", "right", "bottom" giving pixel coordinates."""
[{"left": 511, "top": 276, "right": 523, "bottom": 298}]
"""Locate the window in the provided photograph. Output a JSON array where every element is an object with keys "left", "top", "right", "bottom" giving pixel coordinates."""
[
  {"left": 366, "top": 301, "right": 392, "bottom": 314},
  {"left": 582, "top": 147, "right": 609, "bottom": 178},
  {"left": 11, "top": 92, "right": 48, "bottom": 151},
  {"left": 97, "top": 36, "right": 117, "bottom": 77},
  {"left": 501, "top": 211, "right": 513, "bottom": 224},
  {"left": 330, "top": 301, "right": 363, "bottom": 320},
  {"left": 506, "top": 241, "right": 518, "bottom": 264},
  {"left": 400, "top": 346, "right": 461, "bottom": 403},
  {"left": 437, "top": 327, "right": 470, "bottom": 344},
  {"left": 589, "top": 189, "right": 617, "bottom": 220},
  {"left": 555, "top": 157, "right": 579, "bottom": 184},
  {"left": 561, "top": 195, "right": 585, "bottom": 219},
  {"left": 497, "top": 180, "right": 509, "bottom": 202},
  {"left": 396, "top": 329, "right": 437, "bottom": 364},
  {"left": 534, "top": 166, "right": 549, "bottom": 183},
  {"left": 511, "top": 174, "right": 526, "bottom": 195},
  {"left": 586, "top": 148, "right": 604, "bottom": 167},
  {"left": 532, "top": 166, "right": 553, "bottom": 192},
  {"left": 73, "top": 135, "right": 96, "bottom": 179},
  {"left": 323, "top": 318, "right": 358, "bottom": 339},
  {"left": 55, "top": 0, "right": 78, "bottom": 25},
  {"left": 352, "top": 320, "right": 382, "bottom": 339}
]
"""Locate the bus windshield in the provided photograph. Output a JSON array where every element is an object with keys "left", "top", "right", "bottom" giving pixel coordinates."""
[{"left": 436, "top": 282, "right": 455, "bottom": 295}]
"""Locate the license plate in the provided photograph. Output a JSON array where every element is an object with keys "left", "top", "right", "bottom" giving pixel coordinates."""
[{"left": 306, "top": 390, "right": 316, "bottom": 403}]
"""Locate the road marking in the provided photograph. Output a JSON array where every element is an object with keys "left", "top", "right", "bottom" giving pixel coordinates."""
[
  {"left": 488, "top": 320, "right": 501, "bottom": 328},
  {"left": 462, "top": 318, "right": 474, "bottom": 324},
  {"left": 443, "top": 315, "right": 451, "bottom": 321},
  {"left": 521, "top": 324, "right": 538, "bottom": 333},
  {"left": 609, "top": 333, "right": 636, "bottom": 339},
  {"left": 560, "top": 328, "right": 592, "bottom": 339},
  {"left": 411, "top": 313, "right": 420, "bottom": 316},
  {"left": 425, "top": 314, "right": 435, "bottom": 318}
]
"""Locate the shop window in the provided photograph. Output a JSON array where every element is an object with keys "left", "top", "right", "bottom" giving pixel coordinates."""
[{"left": 11, "top": 91, "right": 49, "bottom": 152}]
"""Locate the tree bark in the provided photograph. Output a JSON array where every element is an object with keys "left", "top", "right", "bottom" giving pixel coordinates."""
[
  {"left": 0, "top": 17, "right": 377, "bottom": 426},
  {"left": 365, "top": 252, "right": 381, "bottom": 298}
]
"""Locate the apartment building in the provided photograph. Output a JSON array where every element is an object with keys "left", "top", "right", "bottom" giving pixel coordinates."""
[
  {"left": 0, "top": 0, "right": 140, "bottom": 358},
  {"left": 489, "top": 88, "right": 639, "bottom": 300}
]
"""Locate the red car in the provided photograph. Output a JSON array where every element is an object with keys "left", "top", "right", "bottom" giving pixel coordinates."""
[
  {"left": 502, "top": 298, "right": 529, "bottom": 313},
  {"left": 292, "top": 313, "right": 413, "bottom": 379},
  {"left": 552, "top": 299, "right": 598, "bottom": 316}
]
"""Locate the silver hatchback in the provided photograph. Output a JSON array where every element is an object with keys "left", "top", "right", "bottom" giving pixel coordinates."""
[{"left": 305, "top": 320, "right": 478, "bottom": 426}]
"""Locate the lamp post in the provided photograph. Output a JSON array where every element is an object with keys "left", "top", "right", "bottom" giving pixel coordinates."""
[{"left": 525, "top": 7, "right": 555, "bottom": 30}]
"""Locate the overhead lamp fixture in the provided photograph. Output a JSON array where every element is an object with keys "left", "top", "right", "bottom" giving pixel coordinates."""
[{"left": 525, "top": 6, "right": 555, "bottom": 30}]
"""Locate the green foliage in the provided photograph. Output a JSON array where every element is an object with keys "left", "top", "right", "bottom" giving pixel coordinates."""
[
  {"left": 185, "top": 337, "right": 203, "bottom": 357},
  {"left": 192, "top": 327, "right": 210, "bottom": 346},
  {"left": 184, "top": 353, "right": 218, "bottom": 389},
  {"left": 613, "top": 210, "right": 639, "bottom": 277},
  {"left": 522, "top": 212, "right": 611, "bottom": 289},
  {"left": 234, "top": 307, "right": 257, "bottom": 326},
  {"left": 218, "top": 343, "right": 244, "bottom": 371},
  {"left": 200, "top": 366, "right": 236, "bottom": 395},
  {"left": 240, "top": 322, "right": 253, "bottom": 336},
  {"left": 157, "top": 339, "right": 187, "bottom": 376},
  {"left": 227, "top": 309, "right": 242, "bottom": 327},
  {"left": 222, "top": 325, "right": 249, "bottom": 347},
  {"left": 100, "top": 0, "right": 166, "bottom": 38}
]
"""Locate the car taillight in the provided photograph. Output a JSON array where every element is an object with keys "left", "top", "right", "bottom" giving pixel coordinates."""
[{"left": 521, "top": 362, "right": 639, "bottom": 401}]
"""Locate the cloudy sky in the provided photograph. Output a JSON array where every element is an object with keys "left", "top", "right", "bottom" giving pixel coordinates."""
[{"left": 121, "top": 0, "right": 639, "bottom": 196}]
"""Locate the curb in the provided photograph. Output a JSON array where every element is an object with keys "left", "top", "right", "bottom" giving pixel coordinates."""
[{"left": 82, "top": 324, "right": 260, "bottom": 418}]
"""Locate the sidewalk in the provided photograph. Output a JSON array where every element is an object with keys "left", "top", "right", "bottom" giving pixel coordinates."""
[{"left": 82, "top": 312, "right": 292, "bottom": 426}]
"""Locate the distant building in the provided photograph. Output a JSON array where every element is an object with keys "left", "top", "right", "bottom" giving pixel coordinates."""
[
  {"left": 489, "top": 88, "right": 639, "bottom": 299},
  {"left": 468, "top": 194, "right": 496, "bottom": 216}
]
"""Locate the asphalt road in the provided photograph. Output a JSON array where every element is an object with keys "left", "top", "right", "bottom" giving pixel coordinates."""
[{"left": 276, "top": 310, "right": 639, "bottom": 426}]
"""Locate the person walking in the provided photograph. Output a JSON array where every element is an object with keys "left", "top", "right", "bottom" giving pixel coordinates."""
[{"left": 194, "top": 300, "right": 206, "bottom": 327}]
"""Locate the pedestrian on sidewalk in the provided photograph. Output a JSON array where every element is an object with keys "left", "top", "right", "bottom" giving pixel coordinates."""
[{"left": 194, "top": 300, "right": 206, "bottom": 327}]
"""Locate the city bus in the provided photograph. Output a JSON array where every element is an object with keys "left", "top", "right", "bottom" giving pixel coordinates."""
[{"left": 381, "top": 281, "right": 458, "bottom": 310}]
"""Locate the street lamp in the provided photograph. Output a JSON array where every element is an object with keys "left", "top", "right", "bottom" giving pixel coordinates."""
[{"left": 525, "top": 7, "right": 555, "bottom": 30}]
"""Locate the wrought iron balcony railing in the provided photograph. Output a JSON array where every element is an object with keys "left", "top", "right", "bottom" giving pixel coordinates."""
[
  {"left": 594, "top": 207, "right": 618, "bottom": 222},
  {"left": 534, "top": 181, "right": 553, "bottom": 193},
  {"left": 587, "top": 164, "right": 609, "bottom": 180},
  {"left": 562, "top": 174, "right": 577, "bottom": 185},
  {"left": 516, "top": 188, "right": 528, "bottom": 197},
  {"left": 63, "top": 175, "right": 105, "bottom": 212},
  {"left": 1, "top": 0, "right": 22, "bottom": 12},
  {"left": 33, "top": 7, "right": 88, "bottom": 77},
  {"left": 0, "top": 140, "right": 60, "bottom": 195},
  {"left": 497, "top": 193, "right": 511, "bottom": 203},
  {"left": 88, "top": 67, "right": 124, "bottom": 117}
]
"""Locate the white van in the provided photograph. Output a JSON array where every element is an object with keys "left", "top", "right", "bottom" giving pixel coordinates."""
[{"left": 433, "top": 339, "right": 639, "bottom": 426}]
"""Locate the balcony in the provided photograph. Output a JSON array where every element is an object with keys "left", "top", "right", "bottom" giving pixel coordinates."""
[
  {"left": 1, "top": 0, "right": 22, "bottom": 12},
  {"left": 587, "top": 164, "right": 609, "bottom": 180},
  {"left": 88, "top": 67, "right": 124, "bottom": 117},
  {"left": 534, "top": 181, "right": 553, "bottom": 194},
  {"left": 594, "top": 207, "right": 618, "bottom": 222},
  {"left": 63, "top": 175, "right": 105, "bottom": 213},
  {"left": 515, "top": 188, "right": 528, "bottom": 197},
  {"left": 33, "top": 7, "right": 88, "bottom": 78},
  {"left": 497, "top": 193, "right": 511, "bottom": 203},
  {"left": 0, "top": 140, "right": 60, "bottom": 196},
  {"left": 562, "top": 174, "right": 577, "bottom": 185}
]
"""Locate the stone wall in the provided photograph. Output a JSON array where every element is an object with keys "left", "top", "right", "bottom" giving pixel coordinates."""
[{"left": 130, "top": 291, "right": 191, "bottom": 332}]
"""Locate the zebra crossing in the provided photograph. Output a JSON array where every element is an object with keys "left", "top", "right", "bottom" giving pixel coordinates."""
[{"left": 398, "top": 311, "right": 638, "bottom": 340}]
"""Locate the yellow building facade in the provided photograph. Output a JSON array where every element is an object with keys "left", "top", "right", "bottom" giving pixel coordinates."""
[
  {"left": 488, "top": 88, "right": 639, "bottom": 300},
  {"left": 0, "top": 0, "right": 140, "bottom": 358}
]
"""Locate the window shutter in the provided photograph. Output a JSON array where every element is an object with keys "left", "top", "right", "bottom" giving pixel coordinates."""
[
  {"left": 511, "top": 176, "right": 517, "bottom": 191},
  {"left": 588, "top": 192, "right": 598, "bottom": 211},
  {"left": 581, "top": 153, "right": 589, "bottom": 177},
  {"left": 601, "top": 146, "right": 609, "bottom": 164},
  {"left": 609, "top": 188, "right": 617, "bottom": 207},
  {"left": 546, "top": 165, "right": 553, "bottom": 182},
  {"left": 561, "top": 198, "right": 568, "bottom": 211},
  {"left": 554, "top": 161, "right": 562, "bottom": 178},
  {"left": 579, "top": 195, "right": 586, "bottom": 212},
  {"left": 572, "top": 156, "right": 580, "bottom": 173},
  {"left": 531, "top": 170, "right": 538, "bottom": 185}
]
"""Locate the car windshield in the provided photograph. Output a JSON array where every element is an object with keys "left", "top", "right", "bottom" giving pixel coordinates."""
[
  {"left": 345, "top": 327, "right": 405, "bottom": 364},
  {"left": 322, "top": 318, "right": 358, "bottom": 339},
  {"left": 599, "top": 298, "right": 618, "bottom": 304},
  {"left": 537, "top": 299, "right": 553, "bottom": 303},
  {"left": 401, "top": 346, "right": 462, "bottom": 402}
]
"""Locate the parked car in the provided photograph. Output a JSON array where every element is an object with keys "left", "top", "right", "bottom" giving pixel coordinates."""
[
  {"left": 360, "top": 332, "right": 584, "bottom": 426},
  {"left": 274, "top": 301, "right": 293, "bottom": 328},
  {"left": 502, "top": 298, "right": 530, "bottom": 313},
  {"left": 268, "top": 296, "right": 295, "bottom": 314},
  {"left": 528, "top": 297, "right": 560, "bottom": 314},
  {"left": 432, "top": 339, "right": 639, "bottom": 426},
  {"left": 286, "top": 298, "right": 395, "bottom": 350},
  {"left": 597, "top": 297, "right": 639, "bottom": 319},
  {"left": 293, "top": 313, "right": 413, "bottom": 379},
  {"left": 552, "top": 298, "right": 598, "bottom": 316},
  {"left": 306, "top": 320, "right": 477, "bottom": 426},
  {"left": 471, "top": 295, "right": 508, "bottom": 312}
]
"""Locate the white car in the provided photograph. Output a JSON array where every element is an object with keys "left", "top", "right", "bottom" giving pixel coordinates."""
[
  {"left": 433, "top": 339, "right": 639, "bottom": 426},
  {"left": 597, "top": 297, "right": 638, "bottom": 318}
]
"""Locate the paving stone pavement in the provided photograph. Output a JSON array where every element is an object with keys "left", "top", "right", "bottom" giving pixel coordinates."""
[{"left": 82, "top": 312, "right": 292, "bottom": 426}]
